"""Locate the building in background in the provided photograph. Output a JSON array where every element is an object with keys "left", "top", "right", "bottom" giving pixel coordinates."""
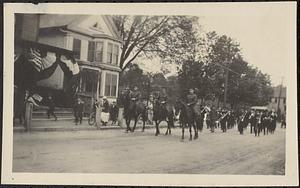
[
  {"left": 268, "top": 85, "right": 286, "bottom": 115},
  {"left": 37, "top": 14, "right": 123, "bottom": 113}
]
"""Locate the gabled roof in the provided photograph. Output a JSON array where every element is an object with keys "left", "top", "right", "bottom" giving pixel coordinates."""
[{"left": 39, "top": 14, "right": 122, "bottom": 42}]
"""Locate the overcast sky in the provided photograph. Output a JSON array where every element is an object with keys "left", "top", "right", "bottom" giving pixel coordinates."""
[
  {"left": 199, "top": 15, "right": 289, "bottom": 86},
  {"left": 136, "top": 3, "right": 295, "bottom": 87}
]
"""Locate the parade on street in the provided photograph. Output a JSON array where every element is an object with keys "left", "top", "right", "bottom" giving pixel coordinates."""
[{"left": 10, "top": 9, "right": 290, "bottom": 179}]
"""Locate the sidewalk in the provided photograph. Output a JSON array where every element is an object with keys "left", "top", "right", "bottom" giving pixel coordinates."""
[{"left": 13, "top": 119, "right": 165, "bottom": 132}]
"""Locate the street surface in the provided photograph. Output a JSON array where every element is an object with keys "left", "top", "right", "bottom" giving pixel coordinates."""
[{"left": 13, "top": 124, "right": 285, "bottom": 175}]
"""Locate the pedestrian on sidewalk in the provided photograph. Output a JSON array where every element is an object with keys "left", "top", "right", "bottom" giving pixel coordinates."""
[
  {"left": 101, "top": 96, "right": 110, "bottom": 126},
  {"left": 109, "top": 101, "right": 118, "bottom": 126},
  {"left": 74, "top": 97, "right": 84, "bottom": 125},
  {"left": 45, "top": 94, "right": 57, "bottom": 121}
]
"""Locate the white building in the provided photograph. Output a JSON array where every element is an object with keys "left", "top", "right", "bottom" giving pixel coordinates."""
[{"left": 37, "top": 14, "right": 123, "bottom": 112}]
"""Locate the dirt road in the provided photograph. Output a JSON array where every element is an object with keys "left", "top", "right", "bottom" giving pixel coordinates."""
[{"left": 13, "top": 125, "right": 285, "bottom": 175}]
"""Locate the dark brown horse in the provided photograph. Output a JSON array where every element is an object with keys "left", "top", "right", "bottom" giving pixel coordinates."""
[
  {"left": 123, "top": 95, "right": 147, "bottom": 132},
  {"left": 174, "top": 100, "right": 198, "bottom": 141},
  {"left": 152, "top": 100, "right": 175, "bottom": 136}
]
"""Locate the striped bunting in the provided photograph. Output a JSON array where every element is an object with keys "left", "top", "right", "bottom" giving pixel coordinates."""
[
  {"left": 61, "top": 55, "right": 80, "bottom": 75},
  {"left": 28, "top": 48, "right": 44, "bottom": 72}
]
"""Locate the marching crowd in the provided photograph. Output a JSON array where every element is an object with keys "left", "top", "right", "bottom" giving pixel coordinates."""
[
  {"left": 16, "top": 85, "right": 286, "bottom": 136},
  {"left": 87, "top": 86, "right": 286, "bottom": 137}
]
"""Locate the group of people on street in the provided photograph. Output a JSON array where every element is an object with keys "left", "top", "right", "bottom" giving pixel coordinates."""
[
  {"left": 17, "top": 84, "right": 285, "bottom": 134},
  {"left": 92, "top": 96, "right": 119, "bottom": 126}
]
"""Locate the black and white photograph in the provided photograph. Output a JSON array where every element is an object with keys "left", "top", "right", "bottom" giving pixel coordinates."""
[{"left": 2, "top": 2, "right": 298, "bottom": 186}]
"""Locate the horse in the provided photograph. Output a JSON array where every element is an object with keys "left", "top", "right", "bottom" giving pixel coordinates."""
[
  {"left": 194, "top": 104, "right": 205, "bottom": 132},
  {"left": 174, "top": 100, "right": 198, "bottom": 141},
  {"left": 123, "top": 96, "right": 147, "bottom": 132},
  {"left": 152, "top": 100, "right": 175, "bottom": 136}
]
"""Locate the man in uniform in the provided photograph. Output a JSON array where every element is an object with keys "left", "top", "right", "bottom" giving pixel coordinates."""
[
  {"left": 208, "top": 106, "right": 218, "bottom": 133},
  {"left": 186, "top": 88, "right": 198, "bottom": 118},
  {"left": 159, "top": 88, "right": 168, "bottom": 119},
  {"left": 130, "top": 86, "right": 141, "bottom": 102},
  {"left": 130, "top": 86, "right": 141, "bottom": 112}
]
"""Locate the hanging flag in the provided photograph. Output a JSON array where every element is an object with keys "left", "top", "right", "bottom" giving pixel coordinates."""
[
  {"left": 27, "top": 48, "right": 44, "bottom": 72},
  {"left": 42, "top": 51, "right": 57, "bottom": 69},
  {"left": 60, "top": 55, "right": 80, "bottom": 75}
]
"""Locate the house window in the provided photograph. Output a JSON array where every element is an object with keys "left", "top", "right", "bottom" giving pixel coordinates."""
[
  {"left": 113, "top": 45, "right": 119, "bottom": 65},
  {"left": 73, "top": 38, "right": 81, "bottom": 59},
  {"left": 80, "top": 69, "right": 98, "bottom": 93},
  {"left": 107, "top": 43, "right": 119, "bottom": 65},
  {"left": 88, "top": 41, "right": 103, "bottom": 63},
  {"left": 105, "top": 73, "right": 118, "bottom": 97}
]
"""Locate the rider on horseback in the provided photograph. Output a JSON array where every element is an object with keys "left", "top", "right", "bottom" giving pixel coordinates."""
[
  {"left": 186, "top": 88, "right": 198, "bottom": 117},
  {"left": 159, "top": 88, "right": 168, "bottom": 120},
  {"left": 130, "top": 86, "right": 141, "bottom": 111},
  {"left": 130, "top": 86, "right": 141, "bottom": 101}
]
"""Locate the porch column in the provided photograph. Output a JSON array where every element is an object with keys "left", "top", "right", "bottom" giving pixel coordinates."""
[
  {"left": 95, "top": 71, "right": 102, "bottom": 127},
  {"left": 24, "top": 102, "right": 33, "bottom": 131}
]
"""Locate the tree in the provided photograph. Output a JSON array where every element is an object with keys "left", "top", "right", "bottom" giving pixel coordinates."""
[
  {"left": 178, "top": 31, "right": 273, "bottom": 109},
  {"left": 119, "top": 64, "right": 150, "bottom": 97},
  {"left": 113, "top": 15, "right": 199, "bottom": 70}
]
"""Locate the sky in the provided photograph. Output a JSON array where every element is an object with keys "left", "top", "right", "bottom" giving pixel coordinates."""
[
  {"left": 199, "top": 15, "right": 289, "bottom": 86},
  {"left": 137, "top": 4, "right": 295, "bottom": 87}
]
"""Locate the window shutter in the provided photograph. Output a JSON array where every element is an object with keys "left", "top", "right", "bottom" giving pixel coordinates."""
[
  {"left": 88, "top": 41, "right": 95, "bottom": 62},
  {"left": 73, "top": 38, "right": 81, "bottom": 59}
]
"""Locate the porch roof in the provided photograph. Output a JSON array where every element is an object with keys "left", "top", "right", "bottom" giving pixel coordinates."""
[{"left": 77, "top": 60, "right": 122, "bottom": 72}]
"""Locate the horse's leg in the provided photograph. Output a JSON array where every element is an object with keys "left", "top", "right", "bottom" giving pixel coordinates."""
[
  {"left": 181, "top": 125, "right": 185, "bottom": 140},
  {"left": 193, "top": 122, "right": 198, "bottom": 139},
  {"left": 155, "top": 120, "right": 160, "bottom": 136},
  {"left": 189, "top": 123, "right": 192, "bottom": 141},
  {"left": 169, "top": 117, "right": 173, "bottom": 134},
  {"left": 141, "top": 113, "right": 146, "bottom": 132},
  {"left": 158, "top": 120, "right": 161, "bottom": 134},
  {"left": 125, "top": 118, "right": 131, "bottom": 132},
  {"left": 132, "top": 115, "right": 139, "bottom": 132},
  {"left": 142, "top": 119, "right": 145, "bottom": 132},
  {"left": 165, "top": 120, "right": 169, "bottom": 135}
]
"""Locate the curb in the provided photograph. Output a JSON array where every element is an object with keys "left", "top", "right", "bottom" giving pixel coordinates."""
[{"left": 13, "top": 124, "right": 173, "bottom": 133}]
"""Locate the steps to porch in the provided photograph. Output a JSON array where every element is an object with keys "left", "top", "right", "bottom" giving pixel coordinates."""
[{"left": 32, "top": 105, "right": 75, "bottom": 121}]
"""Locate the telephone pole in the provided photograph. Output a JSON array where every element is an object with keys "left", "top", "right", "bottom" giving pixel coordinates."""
[
  {"left": 277, "top": 77, "right": 284, "bottom": 116},
  {"left": 223, "top": 69, "right": 229, "bottom": 108}
]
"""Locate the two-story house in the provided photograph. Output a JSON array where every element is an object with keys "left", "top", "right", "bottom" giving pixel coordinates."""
[{"left": 37, "top": 14, "right": 123, "bottom": 113}]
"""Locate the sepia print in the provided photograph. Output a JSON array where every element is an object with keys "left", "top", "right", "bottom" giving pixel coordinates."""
[{"left": 2, "top": 2, "right": 298, "bottom": 186}]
